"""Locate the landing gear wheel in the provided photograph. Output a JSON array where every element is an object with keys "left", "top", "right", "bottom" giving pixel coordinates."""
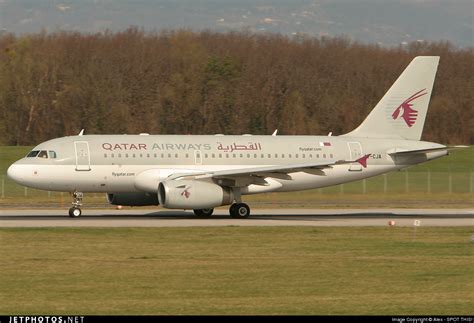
[
  {"left": 69, "top": 191, "right": 84, "bottom": 218},
  {"left": 193, "top": 208, "right": 214, "bottom": 218},
  {"left": 68, "top": 207, "right": 82, "bottom": 218},
  {"left": 229, "top": 203, "right": 250, "bottom": 219}
]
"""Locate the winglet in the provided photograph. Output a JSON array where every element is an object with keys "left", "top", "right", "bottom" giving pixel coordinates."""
[{"left": 356, "top": 154, "right": 371, "bottom": 168}]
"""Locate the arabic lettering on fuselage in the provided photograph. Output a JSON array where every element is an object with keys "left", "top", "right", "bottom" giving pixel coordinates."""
[{"left": 217, "top": 142, "right": 262, "bottom": 152}]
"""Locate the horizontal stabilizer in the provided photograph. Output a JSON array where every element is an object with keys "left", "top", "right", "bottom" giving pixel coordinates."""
[{"left": 387, "top": 145, "right": 468, "bottom": 156}]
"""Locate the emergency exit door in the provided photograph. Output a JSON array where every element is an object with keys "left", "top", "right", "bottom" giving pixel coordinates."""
[{"left": 348, "top": 142, "right": 363, "bottom": 171}]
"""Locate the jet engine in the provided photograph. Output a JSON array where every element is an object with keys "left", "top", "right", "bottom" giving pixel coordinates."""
[
  {"left": 158, "top": 180, "right": 234, "bottom": 209},
  {"left": 107, "top": 192, "right": 159, "bottom": 206}
]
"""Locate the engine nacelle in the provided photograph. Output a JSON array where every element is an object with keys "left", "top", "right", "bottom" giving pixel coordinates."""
[
  {"left": 158, "top": 180, "right": 234, "bottom": 209},
  {"left": 107, "top": 192, "right": 159, "bottom": 206}
]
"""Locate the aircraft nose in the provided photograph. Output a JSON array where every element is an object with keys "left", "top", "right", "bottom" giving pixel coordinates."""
[{"left": 7, "top": 163, "right": 24, "bottom": 183}]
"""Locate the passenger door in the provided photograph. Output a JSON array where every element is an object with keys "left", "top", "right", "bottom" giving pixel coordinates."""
[{"left": 75, "top": 141, "right": 91, "bottom": 171}]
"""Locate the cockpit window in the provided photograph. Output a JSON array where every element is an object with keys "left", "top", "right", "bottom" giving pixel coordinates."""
[
  {"left": 26, "top": 150, "right": 39, "bottom": 158},
  {"left": 26, "top": 150, "right": 57, "bottom": 158}
]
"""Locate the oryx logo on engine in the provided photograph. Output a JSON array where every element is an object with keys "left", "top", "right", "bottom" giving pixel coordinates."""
[{"left": 181, "top": 187, "right": 191, "bottom": 199}]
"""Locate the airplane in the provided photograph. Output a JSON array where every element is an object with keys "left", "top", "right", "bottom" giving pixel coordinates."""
[{"left": 7, "top": 56, "right": 458, "bottom": 218}]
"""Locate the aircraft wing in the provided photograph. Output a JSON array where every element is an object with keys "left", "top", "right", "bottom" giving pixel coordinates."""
[
  {"left": 167, "top": 156, "right": 369, "bottom": 183},
  {"left": 197, "top": 161, "right": 340, "bottom": 179}
]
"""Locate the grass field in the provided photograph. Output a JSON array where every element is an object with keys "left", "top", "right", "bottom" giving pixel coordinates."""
[
  {"left": 0, "top": 227, "right": 472, "bottom": 315},
  {"left": 1, "top": 146, "right": 473, "bottom": 208}
]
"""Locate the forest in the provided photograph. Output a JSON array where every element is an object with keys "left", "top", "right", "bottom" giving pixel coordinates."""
[{"left": 0, "top": 28, "right": 472, "bottom": 145}]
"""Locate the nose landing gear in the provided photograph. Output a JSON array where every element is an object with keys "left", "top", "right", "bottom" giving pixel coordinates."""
[{"left": 68, "top": 191, "right": 83, "bottom": 218}]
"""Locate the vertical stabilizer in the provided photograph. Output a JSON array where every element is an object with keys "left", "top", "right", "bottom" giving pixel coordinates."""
[{"left": 343, "top": 56, "right": 439, "bottom": 140}]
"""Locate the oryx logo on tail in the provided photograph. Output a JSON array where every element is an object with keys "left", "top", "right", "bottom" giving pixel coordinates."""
[{"left": 392, "top": 89, "right": 427, "bottom": 127}]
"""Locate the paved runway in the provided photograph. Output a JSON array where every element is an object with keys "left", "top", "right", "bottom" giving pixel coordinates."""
[{"left": 0, "top": 208, "right": 472, "bottom": 227}]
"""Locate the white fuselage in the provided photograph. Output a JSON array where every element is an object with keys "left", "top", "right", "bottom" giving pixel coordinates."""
[{"left": 7, "top": 134, "right": 447, "bottom": 195}]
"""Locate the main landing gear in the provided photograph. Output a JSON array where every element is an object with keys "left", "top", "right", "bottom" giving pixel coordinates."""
[
  {"left": 68, "top": 191, "right": 83, "bottom": 218},
  {"left": 192, "top": 203, "right": 251, "bottom": 219},
  {"left": 229, "top": 203, "right": 250, "bottom": 219},
  {"left": 228, "top": 188, "right": 250, "bottom": 218},
  {"left": 193, "top": 208, "right": 214, "bottom": 217}
]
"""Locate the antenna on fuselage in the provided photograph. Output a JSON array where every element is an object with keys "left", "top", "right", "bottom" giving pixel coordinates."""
[
  {"left": 272, "top": 129, "right": 278, "bottom": 136},
  {"left": 78, "top": 129, "right": 85, "bottom": 136}
]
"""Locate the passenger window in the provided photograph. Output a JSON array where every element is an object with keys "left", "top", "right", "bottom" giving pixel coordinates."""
[
  {"left": 49, "top": 151, "right": 57, "bottom": 158},
  {"left": 26, "top": 151, "right": 39, "bottom": 158},
  {"left": 37, "top": 151, "right": 48, "bottom": 158}
]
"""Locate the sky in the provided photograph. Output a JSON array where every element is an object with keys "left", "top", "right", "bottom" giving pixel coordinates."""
[{"left": 0, "top": 0, "right": 472, "bottom": 47}]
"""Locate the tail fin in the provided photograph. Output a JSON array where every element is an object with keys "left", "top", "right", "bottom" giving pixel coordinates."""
[{"left": 343, "top": 56, "right": 439, "bottom": 140}]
